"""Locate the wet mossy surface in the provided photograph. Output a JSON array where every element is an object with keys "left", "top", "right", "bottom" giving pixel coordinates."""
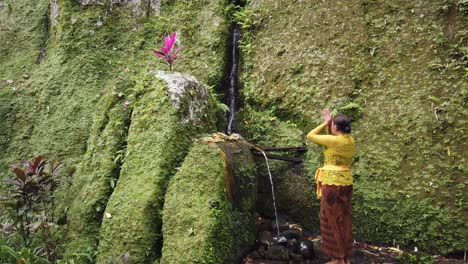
[
  {"left": 63, "top": 87, "right": 132, "bottom": 260},
  {"left": 94, "top": 75, "right": 216, "bottom": 263},
  {"left": 0, "top": 0, "right": 467, "bottom": 260},
  {"left": 1, "top": 0, "right": 230, "bottom": 261},
  {"left": 161, "top": 139, "right": 256, "bottom": 264},
  {"left": 239, "top": 0, "right": 467, "bottom": 254}
]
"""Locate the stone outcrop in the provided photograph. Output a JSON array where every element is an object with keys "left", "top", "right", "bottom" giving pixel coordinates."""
[
  {"left": 76, "top": 0, "right": 160, "bottom": 15},
  {"left": 95, "top": 73, "right": 216, "bottom": 264},
  {"left": 161, "top": 134, "right": 257, "bottom": 264}
]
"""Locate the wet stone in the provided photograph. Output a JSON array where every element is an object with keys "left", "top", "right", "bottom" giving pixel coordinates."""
[
  {"left": 266, "top": 245, "right": 289, "bottom": 261},
  {"left": 299, "top": 239, "right": 316, "bottom": 260},
  {"left": 257, "top": 231, "right": 274, "bottom": 248}
]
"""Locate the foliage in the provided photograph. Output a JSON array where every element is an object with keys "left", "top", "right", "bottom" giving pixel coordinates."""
[
  {"left": 0, "top": 236, "right": 50, "bottom": 264},
  {"left": 2, "top": 156, "right": 60, "bottom": 244},
  {"left": 397, "top": 252, "right": 435, "bottom": 264},
  {"left": 152, "top": 32, "right": 182, "bottom": 71},
  {"left": 0, "top": 156, "right": 71, "bottom": 263}
]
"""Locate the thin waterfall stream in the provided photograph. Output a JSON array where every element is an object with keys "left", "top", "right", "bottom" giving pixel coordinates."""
[
  {"left": 223, "top": 23, "right": 280, "bottom": 237},
  {"left": 226, "top": 25, "right": 240, "bottom": 135}
]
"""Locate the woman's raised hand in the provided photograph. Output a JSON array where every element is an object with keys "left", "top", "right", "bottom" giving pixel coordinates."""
[{"left": 322, "top": 109, "right": 332, "bottom": 125}]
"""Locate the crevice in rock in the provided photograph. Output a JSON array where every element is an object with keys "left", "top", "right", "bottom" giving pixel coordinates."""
[
  {"left": 36, "top": 1, "right": 52, "bottom": 64},
  {"left": 93, "top": 106, "right": 133, "bottom": 254},
  {"left": 217, "top": 1, "right": 245, "bottom": 135}
]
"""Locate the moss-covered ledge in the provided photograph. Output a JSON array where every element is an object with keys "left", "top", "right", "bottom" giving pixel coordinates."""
[
  {"left": 95, "top": 72, "right": 216, "bottom": 263},
  {"left": 161, "top": 134, "right": 257, "bottom": 264},
  {"left": 62, "top": 88, "right": 132, "bottom": 260}
]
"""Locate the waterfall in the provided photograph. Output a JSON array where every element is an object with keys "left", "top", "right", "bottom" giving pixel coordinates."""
[{"left": 226, "top": 25, "right": 240, "bottom": 135}]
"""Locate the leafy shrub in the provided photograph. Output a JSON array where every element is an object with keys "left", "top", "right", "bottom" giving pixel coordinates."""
[{"left": 1, "top": 156, "right": 67, "bottom": 263}]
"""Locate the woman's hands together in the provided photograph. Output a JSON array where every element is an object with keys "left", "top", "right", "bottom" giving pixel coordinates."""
[{"left": 322, "top": 109, "right": 332, "bottom": 125}]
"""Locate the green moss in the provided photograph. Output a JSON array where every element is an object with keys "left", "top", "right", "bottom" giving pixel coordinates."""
[
  {"left": 62, "top": 87, "right": 132, "bottom": 261},
  {"left": 161, "top": 139, "right": 256, "bottom": 264},
  {"left": 240, "top": 0, "right": 467, "bottom": 254},
  {"left": 1, "top": 0, "right": 231, "bottom": 260},
  {"left": 95, "top": 75, "right": 216, "bottom": 263}
]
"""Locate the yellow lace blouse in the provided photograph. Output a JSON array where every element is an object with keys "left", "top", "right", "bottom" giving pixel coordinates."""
[{"left": 307, "top": 123, "right": 355, "bottom": 197}]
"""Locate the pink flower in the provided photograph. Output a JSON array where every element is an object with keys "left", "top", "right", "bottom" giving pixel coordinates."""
[{"left": 152, "top": 32, "right": 182, "bottom": 70}]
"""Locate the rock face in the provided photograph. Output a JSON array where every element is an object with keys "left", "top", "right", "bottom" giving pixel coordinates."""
[
  {"left": 0, "top": 0, "right": 230, "bottom": 262},
  {"left": 240, "top": 0, "right": 467, "bottom": 254},
  {"left": 77, "top": 0, "right": 160, "bottom": 15},
  {"left": 94, "top": 73, "right": 216, "bottom": 264},
  {"left": 161, "top": 135, "right": 257, "bottom": 264},
  {"left": 156, "top": 71, "right": 213, "bottom": 124},
  {"left": 50, "top": 0, "right": 59, "bottom": 27},
  {"left": 64, "top": 88, "right": 133, "bottom": 259}
]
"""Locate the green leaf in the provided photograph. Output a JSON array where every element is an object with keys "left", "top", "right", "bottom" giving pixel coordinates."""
[
  {"left": 429, "top": 96, "right": 441, "bottom": 103},
  {"left": 1, "top": 245, "right": 19, "bottom": 261},
  {"left": 217, "top": 103, "right": 230, "bottom": 113}
]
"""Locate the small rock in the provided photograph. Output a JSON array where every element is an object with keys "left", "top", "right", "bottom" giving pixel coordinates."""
[
  {"left": 257, "top": 231, "right": 274, "bottom": 248},
  {"left": 209, "top": 199, "right": 219, "bottom": 209},
  {"left": 105, "top": 212, "right": 112, "bottom": 219},
  {"left": 299, "top": 239, "right": 316, "bottom": 260},
  {"left": 266, "top": 245, "right": 289, "bottom": 261},
  {"left": 273, "top": 235, "right": 288, "bottom": 245}
]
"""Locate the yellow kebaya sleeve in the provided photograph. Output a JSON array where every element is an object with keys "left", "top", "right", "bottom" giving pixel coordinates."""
[{"left": 306, "top": 123, "right": 339, "bottom": 147}]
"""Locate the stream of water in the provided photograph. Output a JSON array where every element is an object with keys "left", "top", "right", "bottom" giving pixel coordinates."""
[
  {"left": 226, "top": 25, "right": 240, "bottom": 135},
  {"left": 259, "top": 151, "right": 280, "bottom": 237},
  {"left": 223, "top": 23, "right": 280, "bottom": 237}
]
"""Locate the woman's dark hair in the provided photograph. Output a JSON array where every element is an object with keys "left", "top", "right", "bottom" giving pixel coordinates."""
[{"left": 333, "top": 114, "right": 352, "bottom": 133}]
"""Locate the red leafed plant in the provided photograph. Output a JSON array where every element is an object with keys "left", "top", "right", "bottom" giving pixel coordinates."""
[{"left": 152, "top": 32, "right": 182, "bottom": 71}]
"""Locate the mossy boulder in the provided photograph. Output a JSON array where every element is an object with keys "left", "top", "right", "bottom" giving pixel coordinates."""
[
  {"left": 95, "top": 72, "right": 216, "bottom": 263},
  {"left": 64, "top": 88, "right": 132, "bottom": 259},
  {"left": 161, "top": 134, "right": 257, "bottom": 264}
]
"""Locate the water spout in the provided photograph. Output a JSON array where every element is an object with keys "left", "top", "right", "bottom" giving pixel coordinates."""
[
  {"left": 259, "top": 150, "right": 280, "bottom": 237},
  {"left": 226, "top": 25, "right": 240, "bottom": 134}
]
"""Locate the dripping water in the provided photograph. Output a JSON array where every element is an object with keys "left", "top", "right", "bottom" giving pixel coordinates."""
[
  {"left": 226, "top": 25, "right": 240, "bottom": 134},
  {"left": 259, "top": 150, "right": 280, "bottom": 237}
]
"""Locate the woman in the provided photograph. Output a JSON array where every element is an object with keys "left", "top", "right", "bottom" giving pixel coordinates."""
[{"left": 307, "top": 109, "right": 355, "bottom": 264}]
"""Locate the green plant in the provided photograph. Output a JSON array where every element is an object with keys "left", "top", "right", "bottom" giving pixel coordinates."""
[
  {"left": 1, "top": 156, "right": 62, "bottom": 262},
  {"left": 0, "top": 236, "right": 50, "bottom": 264},
  {"left": 397, "top": 252, "right": 435, "bottom": 264}
]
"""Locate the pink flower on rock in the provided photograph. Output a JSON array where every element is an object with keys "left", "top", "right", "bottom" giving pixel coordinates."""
[{"left": 152, "top": 32, "right": 182, "bottom": 70}]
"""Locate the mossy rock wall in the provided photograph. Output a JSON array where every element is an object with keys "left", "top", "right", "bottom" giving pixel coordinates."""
[
  {"left": 93, "top": 73, "right": 216, "bottom": 263},
  {"left": 240, "top": 0, "right": 467, "bottom": 253},
  {"left": 63, "top": 87, "right": 132, "bottom": 258},
  {"left": 0, "top": 0, "right": 230, "bottom": 190},
  {"left": 0, "top": 0, "right": 231, "bottom": 261},
  {"left": 161, "top": 137, "right": 257, "bottom": 264}
]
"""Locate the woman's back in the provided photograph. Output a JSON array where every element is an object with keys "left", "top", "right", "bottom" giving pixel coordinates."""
[{"left": 323, "top": 134, "right": 355, "bottom": 167}]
